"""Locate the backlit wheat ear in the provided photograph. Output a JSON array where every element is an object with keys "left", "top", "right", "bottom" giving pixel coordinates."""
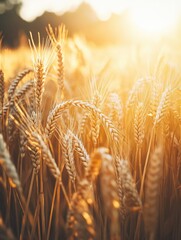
[
  {"left": 9, "top": 105, "right": 42, "bottom": 174},
  {"left": 70, "top": 130, "right": 90, "bottom": 170},
  {"left": 29, "top": 144, "right": 41, "bottom": 174},
  {"left": 8, "top": 68, "right": 32, "bottom": 101},
  {"left": 85, "top": 147, "right": 108, "bottom": 182},
  {"left": 12, "top": 79, "right": 34, "bottom": 104},
  {"left": 34, "top": 59, "right": 46, "bottom": 112},
  {"left": 9, "top": 103, "right": 36, "bottom": 140},
  {"left": 108, "top": 92, "right": 123, "bottom": 131},
  {"left": 99, "top": 149, "right": 120, "bottom": 238},
  {"left": 117, "top": 163, "right": 127, "bottom": 222},
  {"left": 126, "top": 77, "right": 151, "bottom": 111},
  {"left": 79, "top": 112, "right": 89, "bottom": 136},
  {"left": 11, "top": 106, "right": 41, "bottom": 174},
  {"left": 47, "top": 24, "right": 67, "bottom": 98},
  {"left": 19, "top": 132, "right": 27, "bottom": 159},
  {"left": 90, "top": 92, "right": 101, "bottom": 147},
  {"left": 118, "top": 159, "right": 141, "bottom": 210},
  {"left": 29, "top": 32, "right": 55, "bottom": 114},
  {"left": 7, "top": 80, "right": 34, "bottom": 141},
  {"left": 134, "top": 102, "right": 146, "bottom": 147},
  {"left": 45, "top": 100, "right": 119, "bottom": 147},
  {"left": 172, "top": 106, "right": 181, "bottom": 125},
  {"left": 67, "top": 179, "right": 95, "bottom": 240},
  {"left": 56, "top": 44, "right": 64, "bottom": 97},
  {"left": 7, "top": 79, "right": 34, "bottom": 127},
  {"left": 154, "top": 87, "right": 171, "bottom": 126},
  {"left": 143, "top": 146, "right": 163, "bottom": 240},
  {"left": 150, "top": 81, "right": 161, "bottom": 119},
  {"left": 0, "top": 134, "right": 22, "bottom": 194},
  {"left": 31, "top": 132, "right": 61, "bottom": 183},
  {"left": 162, "top": 112, "right": 170, "bottom": 139},
  {"left": 62, "top": 131, "right": 76, "bottom": 183}
]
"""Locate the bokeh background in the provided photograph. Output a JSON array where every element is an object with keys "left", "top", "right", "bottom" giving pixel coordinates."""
[{"left": 1, "top": 0, "right": 181, "bottom": 47}]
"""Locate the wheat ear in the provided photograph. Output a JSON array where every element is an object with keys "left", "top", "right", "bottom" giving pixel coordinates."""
[
  {"left": 66, "top": 179, "right": 95, "bottom": 240},
  {"left": 99, "top": 149, "right": 120, "bottom": 238},
  {"left": 134, "top": 102, "right": 146, "bottom": 147},
  {"left": 31, "top": 132, "right": 61, "bottom": 183},
  {"left": 45, "top": 100, "right": 119, "bottom": 146},
  {"left": 108, "top": 92, "right": 123, "bottom": 131},
  {"left": 118, "top": 159, "right": 141, "bottom": 210},
  {"left": 154, "top": 87, "right": 171, "bottom": 126},
  {"left": 47, "top": 24, "right": 67, "bottom": 98},
  {"left": 143, "top": 146, "right": 163, "bottom": 240},
  {"left": 0, "top": 134, "right": 22, "bottom": 194},
  {"left": 62, "top": 131, "right": 76, "bottom": 183},
  {"left": 90, "top": 93, "right": 101, "bottom": 147},
  {"left": 71, "top": 130, "right": 90, "bottom": 170},
  {"left": 8, "top": 68, "right": 32, "bottom": 101}
]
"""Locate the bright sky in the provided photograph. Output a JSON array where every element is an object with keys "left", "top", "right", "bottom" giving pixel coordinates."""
[{"left": 20, "top": 0, "right": 181, "bottom": 22}]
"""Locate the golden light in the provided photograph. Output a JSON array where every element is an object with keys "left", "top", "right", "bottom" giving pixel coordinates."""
[
  {"left": 112, "top": 200, "right": 120, "bottom": 209},
  {"left": 130, "top": 2, "right": 178, "bottom": 35}
]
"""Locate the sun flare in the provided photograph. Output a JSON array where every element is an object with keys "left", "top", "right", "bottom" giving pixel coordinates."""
[{"left": 131, "top": 2, "right": 178, "bottom": 35}]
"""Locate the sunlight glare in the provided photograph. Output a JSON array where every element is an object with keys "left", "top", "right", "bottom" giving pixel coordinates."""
[
  {"left": 131, "top": 2, "right": 178, "bottom": 35},
  {"left": 86, "top": 0, "right": 130, "bottom": 20}
]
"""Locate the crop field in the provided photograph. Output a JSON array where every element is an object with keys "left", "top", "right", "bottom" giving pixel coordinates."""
[{"left": 0, "top": 19, "right": 181, "bottom": 240}]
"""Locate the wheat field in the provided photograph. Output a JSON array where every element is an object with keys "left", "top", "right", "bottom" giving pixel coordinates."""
[{"left": 0, "top": 25, "right": 181, "bottom": 240}]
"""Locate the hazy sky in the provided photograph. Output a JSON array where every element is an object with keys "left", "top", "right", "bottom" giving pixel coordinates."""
[{"left": 20, "top": 0, "right": 181, "bottom": 22}]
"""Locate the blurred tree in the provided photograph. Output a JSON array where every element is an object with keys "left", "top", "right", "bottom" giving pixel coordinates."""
[
  {"left": 0, "top": 0, "right": 23, "bottom": 47},
  {"left": 0, "top": 0, "right": 21, "bottom": 14}
]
